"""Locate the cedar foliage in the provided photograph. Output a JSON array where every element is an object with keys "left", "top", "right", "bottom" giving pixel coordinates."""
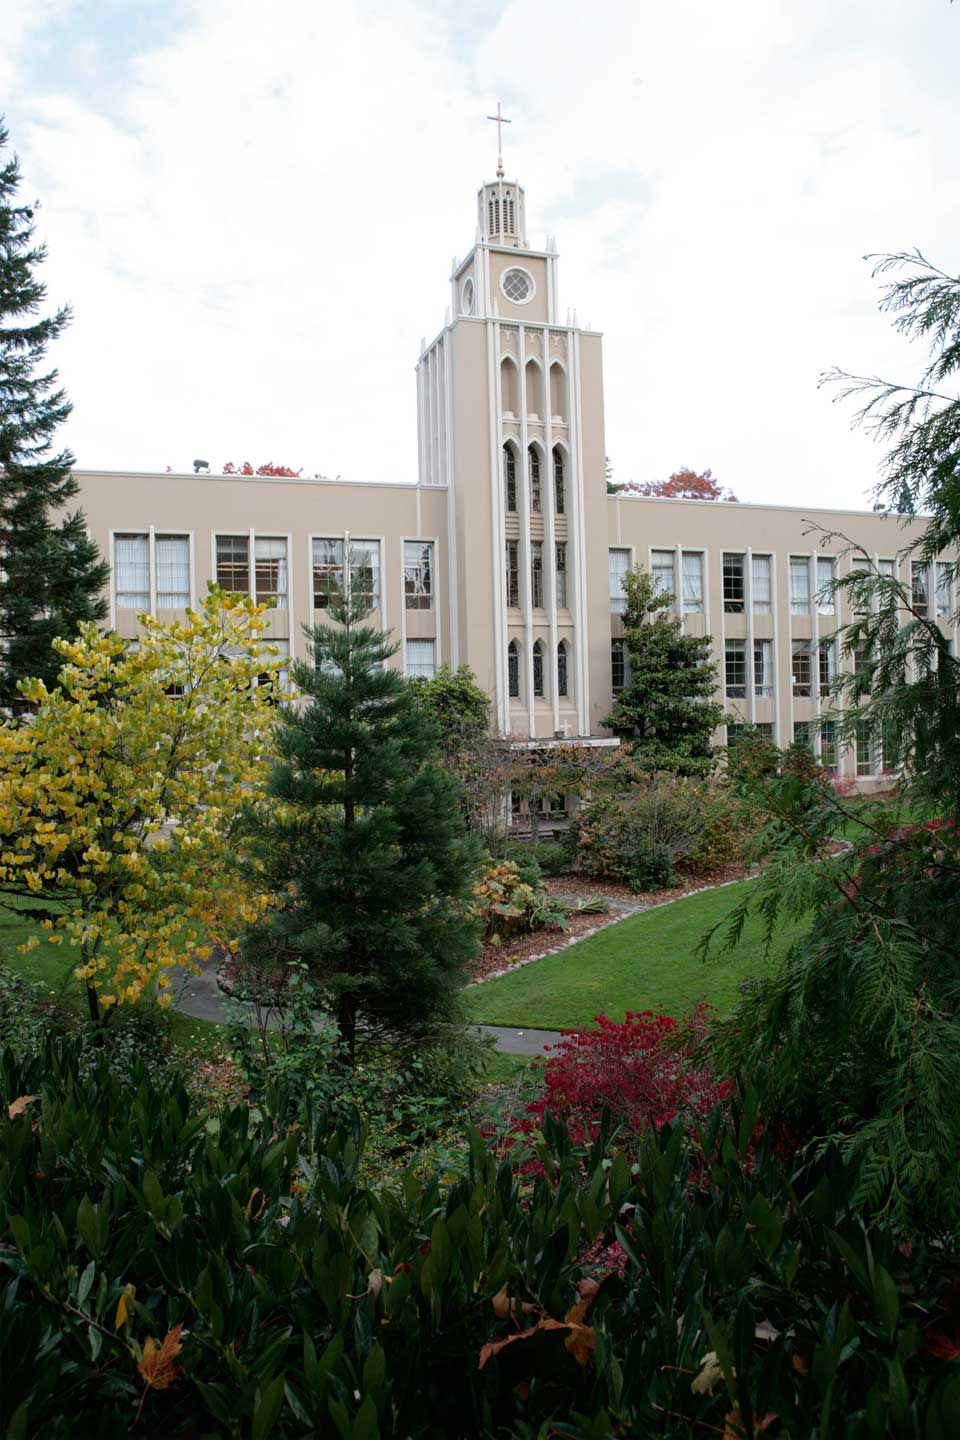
[
  {"left": 705, "top": 251, "right": 960, "bottom": 1225},
  {"left": 604, "top": 566, "right": 724, "bottom": 776},
  {"left": 0, "top": 120, "right": 107, "bottom": 710},
  {"left": 240, "top": 575, "right": 482, "bottom": 1057}
]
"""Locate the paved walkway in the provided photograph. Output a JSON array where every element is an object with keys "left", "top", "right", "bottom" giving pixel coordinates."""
[{"left": 171, "top": 959, "right": 563, "bottom": 1056}]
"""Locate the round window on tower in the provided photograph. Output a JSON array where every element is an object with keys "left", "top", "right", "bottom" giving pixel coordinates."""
[
  {"left": 461, "top": 277, "right": 474, "bottom": 316},
  {"left": 501, "top": 267, "right": 535, "bottom": 305}
]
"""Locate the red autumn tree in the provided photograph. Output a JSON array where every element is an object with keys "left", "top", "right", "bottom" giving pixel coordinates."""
[{"left": 618, "top": 468, "right": 737, "bottom": 502}]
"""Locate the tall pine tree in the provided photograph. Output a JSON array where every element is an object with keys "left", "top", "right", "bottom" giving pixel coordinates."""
[
  {"left": 241, "top": 570, "right": 482, "bottom": 1058},
  {"left": 604, "top": 566, "right": 724, "bottom": 776},
  {"left": 0, "top": 121, "right": 108, "bottom": 711}
]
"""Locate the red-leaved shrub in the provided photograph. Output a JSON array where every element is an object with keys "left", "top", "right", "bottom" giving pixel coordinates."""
[
  {"left": 527, "top": 1005, "right": 728, "bottom": 1144},
  {"left": 488, "top": 1007, "right": 731, "bottom": 1178}
]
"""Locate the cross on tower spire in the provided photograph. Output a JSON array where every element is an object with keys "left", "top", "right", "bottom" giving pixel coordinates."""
[{"left": 486, "top": 102, "right": 512, "bottom": 179}]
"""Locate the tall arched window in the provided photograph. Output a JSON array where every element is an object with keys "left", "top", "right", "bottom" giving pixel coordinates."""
[
  {"left": 553, "top": 447, "right": 565, "bottom": 515},
  {"left": 557, "top": 641, "right": 569, "bottom": 697},
  {"left": 533, "top": 639, "right": 545, "bottom": 697},
  {"left": 501, "top": 357, "right": 518, "bottom": 416},
  {"left": 528, "top": 446, "right": 541, "bottom": 514},
  {"left": 550, "top": 363, "right": 567, "bottom": 421},
  {"left": 525, "top": 360, "right": 542, "bottom": 419},
  {"left": 503, "top": 444, "right": 517, "bottom": 513},
  {"left": 508, "top": 640, "right": 520, "bottom": 698},
  {"left": 488, "top": 195, "right": 500, "bottom": 236}
]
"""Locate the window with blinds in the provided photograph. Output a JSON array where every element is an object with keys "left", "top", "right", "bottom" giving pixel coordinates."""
[
  {"left": 651, "top": 549, "right": 675, "bottom": 600},
  {"left": 789, "top": 557, "right": 811, "bottom": 615},
  {"left": 115, "top": 533, "right": 150, "bottom": 609},
  {"left": 609, "top": 548, "right": 630, "bottom": 613},
  {"left": 682, "top": 552, "right": 704, "bottom": 613},
  {"left": 154, "top": 535, "right": 190, "bottom": 608},
  {"left": 751, "top": 555, "right": 771, "bottom": 614},
  {"left": 753, "top": 639, "right": 773, "bottom": 698},
  {"left": 405, "top": 639, "right": 436, "bottom": 679},
  {"left": 816, "top": 556, "right": 835, "bottom": 614}
]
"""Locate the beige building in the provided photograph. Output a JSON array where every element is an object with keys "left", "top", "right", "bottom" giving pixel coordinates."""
[{"left": 73, "top": 167, "right": 953, "bottom": 784}]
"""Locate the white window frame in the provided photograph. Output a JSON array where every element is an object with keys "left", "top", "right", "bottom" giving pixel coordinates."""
[
  {"left": 405, "top": 638, "right": 436, "bottom": 679},
  {"left": 110, "top": 527, "right": 195, "bottom": 627},
  {"left": 609, "top": 546, "right": 632, "bottom": 615},
  {"left": 499, "top": 265, "right": 536, "bottom": 305}
]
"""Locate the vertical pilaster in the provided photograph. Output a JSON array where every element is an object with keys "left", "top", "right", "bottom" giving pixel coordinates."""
[{"left": 518, "top": 325, "right": 535, "bottom": 737}]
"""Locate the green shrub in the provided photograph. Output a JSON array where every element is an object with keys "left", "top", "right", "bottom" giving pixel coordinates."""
[
  {"left": 570, "top": 777, "right": 706, "bottom": 888},
  {"left": 529, "top": 839, "right": 571, "bottom": 876},
  {"left": 3, "top": 1040, "right": 960, "bottom": 1436}
]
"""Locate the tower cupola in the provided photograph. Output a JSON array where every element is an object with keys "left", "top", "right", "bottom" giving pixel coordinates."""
[{"left": 478, "top": 179, "right": 527, "bottom": 248}]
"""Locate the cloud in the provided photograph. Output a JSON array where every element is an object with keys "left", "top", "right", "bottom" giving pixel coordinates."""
[{"left": 4, "top": 0, "right": 959, "bottom": 507}]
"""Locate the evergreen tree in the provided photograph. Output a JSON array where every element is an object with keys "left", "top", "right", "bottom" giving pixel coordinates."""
[
  {"left": 241, "top": 574, "right": 482, "bottom": 1058},
  {"left": 604, "top": 566, "right": 724, "bottom": 776},
  {"left": 0, "top": 120, "right": 108, "bottom": 711}
]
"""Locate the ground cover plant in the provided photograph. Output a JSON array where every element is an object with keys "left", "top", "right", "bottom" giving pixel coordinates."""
[
  {"left": 4, "top": 1035, "right": 960, "bottom": 1437},
  {"left": 467, "top": 878, "right": 806, "bottom": 1029}
]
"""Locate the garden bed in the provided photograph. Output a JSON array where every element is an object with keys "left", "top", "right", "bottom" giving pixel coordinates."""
[{"left": 543, "top": 859, "right": 757, "bottom": 905}]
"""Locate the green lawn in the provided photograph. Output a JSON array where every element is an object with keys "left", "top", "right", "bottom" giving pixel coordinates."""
[
  {"left": 466, "top": 879, "right": 807, "bottom": 1031},
  {"left": 0, "top": 900, "right": 223, "bottom": 1054}
]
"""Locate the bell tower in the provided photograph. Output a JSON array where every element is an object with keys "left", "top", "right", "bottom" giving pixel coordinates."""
[{"left": 415, "top": 114, "right": 610, "bottom": 741}]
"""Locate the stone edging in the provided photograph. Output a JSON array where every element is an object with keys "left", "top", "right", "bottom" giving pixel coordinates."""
[{"left": 468, "top": 871, "right": 758, "bottom": 988}]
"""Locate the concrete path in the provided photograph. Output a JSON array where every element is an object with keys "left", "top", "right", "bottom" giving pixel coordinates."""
[{"left": 171, "top": 960, "right": 562, "bottom": 1057}]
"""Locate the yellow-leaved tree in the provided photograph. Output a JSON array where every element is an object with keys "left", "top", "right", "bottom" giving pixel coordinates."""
[{"left": 0, "top": 587, "right": 279, "bottom": 1021}]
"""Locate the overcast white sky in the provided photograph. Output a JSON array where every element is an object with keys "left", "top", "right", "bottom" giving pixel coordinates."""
[{"left": 4, "top": 0, "right": 959, "bottom": 507}]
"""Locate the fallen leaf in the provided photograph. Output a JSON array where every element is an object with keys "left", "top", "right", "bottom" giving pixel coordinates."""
[
  {"left": 492, "top": 1284, "right": 512, "bottom": 1319},
  {"left": 791, "top": 1353, "right": 810, "bottom": 1376},
  {"left": 7, "top": 1095, "right": 39, "bottom": 1120},
  {"left": 138, "top": 1325, "right": 184, "bottom": 1392}
]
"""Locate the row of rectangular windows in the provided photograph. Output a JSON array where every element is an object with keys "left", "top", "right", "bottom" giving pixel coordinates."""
[
  {"left": 728, "top": 721, "right": 888, "bottom": 777},
  {"left": 113, "top": 534, "right": 436, "bottom": 613},
  {"left": 608, "top": 549, "right": 954, "bottom": 618}
]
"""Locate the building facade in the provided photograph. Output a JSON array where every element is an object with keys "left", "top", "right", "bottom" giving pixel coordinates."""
[{"left": 73, "top": 169, "right": 954, "bottom": 783}]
